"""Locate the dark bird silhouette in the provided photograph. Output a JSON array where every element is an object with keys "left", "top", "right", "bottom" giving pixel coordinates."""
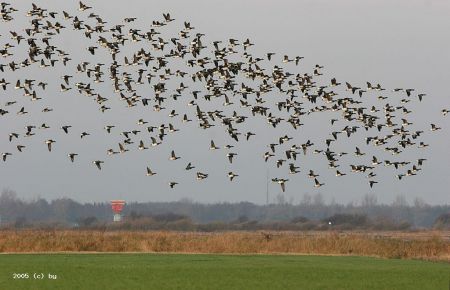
[
  {"left": 146, "top": 166, "right": 156, "bottom": 176},
  {"left": 93, "top": 160, "right": 104, "bottom": 170},
  {"left": 68, "top": 153, "right": 78, "bottom": 162}
]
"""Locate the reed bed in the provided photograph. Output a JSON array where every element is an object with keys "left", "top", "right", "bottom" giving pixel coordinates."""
[{"left": 0, "top": 230, "right": 448, "bottom": 261}]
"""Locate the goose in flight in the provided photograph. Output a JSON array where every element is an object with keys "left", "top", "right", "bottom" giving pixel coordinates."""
[
  {"left": 272, "top": 178, "right": 288, "bottom": 192},
  {"left": 169, "top": 150, "right": 181, "bottom": 160},
  {"left": 367, "top": 172, "right": 376, "bottom": 179},
  {"left": 87, "top": 46, "right": 97, "bottom": 55},
  {"left": 227, "top": 152, "right": 237, "bottom": 163},
  {"left": 118, "top": 143, "right": 129, "bottom": 153},
  {"left": 294, "top": 56, "right": 304, "bottom": 65},
  {"left": 283, "top": 55, "right": 292, "bottom": 63},
  {"left": 60, "top": 84, "right": 71, "bottom": 92},
  {"left": 17, "top": 107, "right": 27, "bottom": 115},
  {"left": 169, "top": 181, "right": 178, "bottom": 188},
  {"left": 9, "top": 132, "right": 19, "bottom": 142},
  {"left": 268, "top": 143, "right": 278, "bottom": 153},
  {"left": 406, "top": 170, "right": 416, "bottom": 177},
  {"left": 417, "top": 93, "right": 426, "bottom": 101},
  {"left": 168, "top": 123, "right": 179, "bottom": 133},
  {"left": 104, "top": 125, "right": 115, "bottom": 133},
  {"left": 430, "top": 124, "right": 441, "bottom": 131},
  {"left": 163, "top": 13, "right": 175, "bottom": 22},
  {"left": 264, "top": 151, "right": 275, "bottom": 162},
  {"left": 137, "top": 119, "right": 148, "bottom": 125},
  {"left": 334, "top": 170, "right": 345, "bottom": 177},
  {"left": 62, "top": 75, "right": 73, "bottom": 85},
  {"left": 185, "top": 162, "right": 195, "bottom": 170},
  {"left": 417, "top": 158, "right": 427, "bottom": 166},
  {"left": 289, "top": 163, "right": 300, "bottom": 174},
  {"left": 151, "top": 137, "right": 162, "bottom": 147},
  {"left": 210, "top": 140, "right": 220, "bottom": 150},
  {"left": 2, "top": 152, "right": 12, "bottom": 162},
  {"left": 245, "top": 131, "right": 255, "bottom": 140},
  {"left": 107, "top": 149, "right": 118, "bottom": 155},
  {"left": 61, "top": 126, "right": 72, "bottom": 134},
  {"left": 196, "top": 172, "right": 208, "bottom": 180},
  {"left": 308, "top": 170, "right": 319, "bottom": 178},
  {"left": 93, "top": 160, "right": 104, "bottom": 170},
  {"left": 331, "top": 78, "right": 341, "bottom": 87},
  {"left": 355, "top": 147, "right": 365, "bottom": 156},
  {"left": 182, "top": 114, "right": 192, "bottom": 123},
  {"left": 228, "top": 172, "right": 238, "bottom": 181},
  {"left": 45, "top": 140, "right": 56, "bottom": 152},
  {"left": 314, "top": 178, "right": 324, "bottom": 187},
  {"left": 138, "top": 140, "right": 148, "bottom": 150},
  {"left": 68, "top": 153, "right": 78, "bottom": 162},
  {"left": 146, "top": 167, "right": 156, "bottom": 176},
  {"left": 79, "top": 1, "right": 92, "bottom": 11},
  {"left": 276, "top": 159, "right": 286, "bottom": 168},
  {"left": 80, "top": 132, "right": 90, "bottom": 138},
  {"left": 372, "top": 156, "right": 382, "bottom": 165}
]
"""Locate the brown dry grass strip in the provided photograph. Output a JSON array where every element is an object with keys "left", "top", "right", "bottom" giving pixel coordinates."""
[{"left": 0, "top": 230, "right": 448, "bottom": 261}]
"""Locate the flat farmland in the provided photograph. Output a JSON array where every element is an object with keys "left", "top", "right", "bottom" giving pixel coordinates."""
[{"left": 0, "top": 254, "right": 448, "bottom": 290}]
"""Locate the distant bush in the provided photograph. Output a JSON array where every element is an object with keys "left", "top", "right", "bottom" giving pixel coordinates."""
[
  {"left": 324, "top": 214, "right": 368, "bottom": 227},
  {"left": 14, "top": 216, "right": 27, "bottom": 228},
  {"left": 291, "top": 216, "right": 309, "bottom": 224},
  {"left": 433, "top": 213, "right": 450, "bottom": 229},
  {"left": 371, "top": 217, "right": 411, "bottom": 231},
  {"left": 0, "top": 210, "right": 419, "bottom": 232},
  {"left": 152, "top": 213, "right": 189, "bottom": 222},
  {"left": 1, "top": 192, "right": 448, "bottom": 229},
  {"left": 78, "top": 216, "right": 98, "bottom": 227}
]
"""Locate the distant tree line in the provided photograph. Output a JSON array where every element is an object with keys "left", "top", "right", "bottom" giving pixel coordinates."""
[{"left": 0, "top": 189, "right": 448, "bottom": 230}]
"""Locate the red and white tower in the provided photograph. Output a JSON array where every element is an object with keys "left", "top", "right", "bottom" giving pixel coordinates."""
[{"left": 110, "top": 200, "right": 125, "bottom": 222}]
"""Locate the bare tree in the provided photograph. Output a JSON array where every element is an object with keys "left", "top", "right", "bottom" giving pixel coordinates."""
[
  {"left": 361, "top": 193, "right": 378, "bottom": 208},
  {"left": 0, "top": 188, "right": 18, "bottom": 203},
  {"left": 392, "top": 194, "right": 408, "bottom": 207},
  {"left": 275, "top": 193, "right": 287, "bottom": 205},
  {"left": 300, "top": 193, "right": 312, "bottom": 206},
  {"left": 413, "top": 197, "right": 428, "bottom": 208},
  {"left": 313, "top": 193, "right": 325, "bottom": 206}
]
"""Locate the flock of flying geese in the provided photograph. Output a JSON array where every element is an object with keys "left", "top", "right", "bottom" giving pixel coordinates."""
[{"left": 0, "top": 2, "right": 448, "bottom": 193}]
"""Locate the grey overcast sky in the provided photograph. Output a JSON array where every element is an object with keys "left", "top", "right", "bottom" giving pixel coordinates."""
[{"left": 0, "top": 0, "right": 449, "bottom": 205}]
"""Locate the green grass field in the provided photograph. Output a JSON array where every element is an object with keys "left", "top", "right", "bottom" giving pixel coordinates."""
[{"left": 0, "top": 254, "right": 448, "bottom": 290}]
